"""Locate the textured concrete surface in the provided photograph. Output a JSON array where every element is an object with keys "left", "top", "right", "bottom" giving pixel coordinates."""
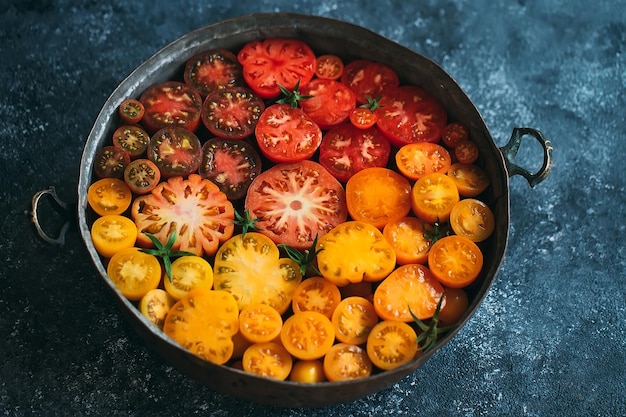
[{"left": 1, "top": 0, "right": 624, "bottom": 415}]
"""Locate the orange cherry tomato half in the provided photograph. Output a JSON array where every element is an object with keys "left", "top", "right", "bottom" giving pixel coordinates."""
[
  {"left": 442, "top": 122, "right": 469, "bottom": 148},
  {"left": 331, "top": 296, "right": 378, "bottom": 345},
  {"left": 454, "top": 140, "right": 480, "bottom": 164},
  {"left": 411, "top": 172, "right": 460, "bottom": 224},
  {"left": 346, "top": 167, "right": 412, "bottom": 229},
  {"left": 366, "top": 320, "right": 418, "bottom": 371},
  {"left": 373, "top": 264, "right": 445, "bottom": 322},
  {"left": 428, "top": 235, "right": 484, "bottom": 288},
  {"left": 315, "top": 54, "right": 344, "bottom": 80},
  {"left": 382, "top": 216, "right": 432, "bottom": 265},
  {"left": 106, "top": 247, "right": 162, "bottom": 301},
  {"left": 323, "top": 343, "right": 372, "bottom": 382},
  {"left": 90, "top": 214, "right": 137, "bottom": 258},
  {"left": 280, "top": 311, "right": 335, "bottom": 360},
  {"left": 238, "top": 303, "right": 283, "bottom": 344},
  {"left": 449, "top": 198, "right": 495, "bottom": 242},
  {"left": 87, "top": 177, "right": 132, "bottom": 217},
  {"left": 446, "top": 163, "right": 490, "bottom": 197},
  {"left": 438, "top": 287, "right": 469, "bottom": 325},
  {"left": 242, "top": 342, "right": 293, "bottom": 381},
  {"left": 289, "top": 359, "right": 327, "bottom": 383},
  {"left": 139, "top": 288, "right": 175, "bottom": 330},
  {"left": 395, "top": 142, "right": 452, "bottom": 181},
  {"left": 291, "top": 277, "right": 342, "bottom": 319},
  {"left": 163, "top": 255, "right": 214, "bottom": 300},
  {"left": 349, "top": 107, "right": 378, "bottom": 129},
  {"left": 118, "top": 98, "right": 145, "bottom": 125}
]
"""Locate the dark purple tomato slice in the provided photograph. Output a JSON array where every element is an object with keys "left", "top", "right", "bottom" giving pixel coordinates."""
[
  {"left": 123, "top": 158, "right": 161, "bottom": 195},
  {"left": 184, "top": 49, "right": 244, "bottom": 97},
  {"left": 147, "top": 127, "right": 202, "bottom": 178},
  {"left": 139, "top": 81, "right": 203, "bottom": 133},
  {"left": 198, "top": 138, "right": 262, "bottom": 200},
  {"left": 112, "top": 125, "right": 151, "bottom": 159},
  {"left": 94, "top": 146, "right": 131, "bottom": 179},
  {"left": 201, "top": 86, "right": 264, "bottom": 140}
]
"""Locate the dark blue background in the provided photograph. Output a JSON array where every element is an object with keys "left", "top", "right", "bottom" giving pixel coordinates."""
[{"left": 1, "top": 1, "right": 624, "bottom": 415}]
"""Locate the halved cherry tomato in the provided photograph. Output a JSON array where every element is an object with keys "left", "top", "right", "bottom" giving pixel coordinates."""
[
  {"left": 198, "top": 138, "right": 262, "bottom": 200},
  {"left": 254, "top": 103, "right": 322, "bottom": 163},
  {"left": 316, "top": 221, "right": 396, "bottom": 286},
  {"left": 163, "top": 255, "right": 214, "bottom": 300},
  {"left": 318, "top": 123, "right": 391, "bottom": 183},
  {"left": 446, "top": 163, "right": 490, "bottom": 197},
  {"left": 164, "top": 288, "right": 239, "bottom": 365},
  {"left": 291, "top": 277, "right": 342, "bottom": 319},
  {"left": 106, "top": 247, "right": 162, "bottom": 301},
  {"left": 345, "top": 167, "right": 412, "bottom": 229},
  {"left": 123, "top": 158, "right": 161, "bottom": 195},
  {"left": 411, "top": 172, "right": 460, "bottom": 224},
  {"left": 213, "top": 233, "right": 302, "bottom": 314},
  {"left": 331, "top": 296, "right": 378, "bottom": 345},
  {"left": 315, "top": 54, "right": 344, "bottom": 80},
  {"left": 442, "top": 122, "right": 469, "bottom": 148},
  {"left": 112, "top": 125, "right": 150, "bottom": 159},
  {"left": 132, "top": 174, "right": 234, "bottom": 257},
  {"left": 139, "top": 81, "right": 203, "bottom": 133},
  {"left": 238, "top": 303, "right": 283, "bottom": 344},
  {"left": 93, "top": 146, "right": 130, "bottom": 179},
  {"left": 376, "top": 86, "right": 447, "bottom": 146},
  {"left": 201, "top": 86, "right": 264, "bottom": 139},
  {"left": 428, "top": 235, "right": 484, "bottom": 288},
  {"left": 341, "top": 60, "right": 400, "bottom": 105},
  {"left": 395, "top": 142, "right": 452, "bottom": 181},
  {"left": 349, "top": 107, "right": 378, "bottom": 130},
  {"left": 289, "top": 359, "right": 326, "bottom": 383},
  {"left": 299, "top": 78, "right": 356, "bottom": 129},
  {"left": 244, "top": 160, "right": 348, "bottom": 250},
  {"left": 454, "top": 140, "right": 480, "bottom": 164},
  {"left": 382, "top": 216, "right": 432, "bottom": 265},
  {"left": 139, "top": 288, "right": 175, "bottom": 330},
  {"left": 90, "top": 214, "right": 137, "bottom": 258},
  {"left": 323, "top": 343, "right": 372, "bottom": 382},
  {"left": 183, "top": 48, "right": 243, "bottom": 97},
  {"left": 242, "top": 342, "right": 293, "bottom": 380},
  {"left": 237, "top": 38, "right": 316, "bottom": 100},
  {"left": 147, "top": 126, "right": 202, "bottom": 178},
  {"left": 366, "top": 320, "right": 418, "bottom": 371},
  {"left": 373, "top": 264, "right": 445, "bottom": 322},
  {"left": 280, "top": 311, "right": 335, "bottom": 360},
  {"left": 438, "top": 287, "right": 469, "bottom": 325},
  {"left": 450, "top": 198, "right": 495, "bottom": 242},
  {"left": 118, "top": 98, "right": 145, "bottom": 125},
  {"left": 87, "top": 178, "right": 132, "bottom": 216}
]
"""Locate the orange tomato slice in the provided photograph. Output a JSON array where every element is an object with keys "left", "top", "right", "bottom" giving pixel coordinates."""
[
  {"left": 291, "top": 277, "right": 342, "bottom": 319},
  {"left": 280, "top": 311, "right": 335, "bottom": 360},
  {"left": 428, "top": 235, "right": 484, "bottom": 288},
  {"left": 411, "top": 172, "right": 460, "bottom": 224},
  {"left": 366, "top": 320, "right": 418, "bottom": 370},
  {"left": 446, "top": 163, "right": 490, "bottom": 197},
  {"left": 90, "top": 214, "right": 137, "bottom": 258},
  {"left": 449, "top": 198, "right": 495, "bottom": 242},
  {"left": 382, "top": 216, "right": 432, "bottom": 265},
  {"left": 106, "top": 247, "right": 161, "bottom": 301},
  {"left": 331, "top": 296, "right": 379, "bottom": 345},
  {"left": 242, "top": 342, "right": 293, "bottom": 381},
  {"left": 323, "top": 343, "right": 372, "bottom": 382},
  {"left": 238, "top": 303, "right": 283, "bottom": 344},
  {"left": 395, "top": 142, "right": 452, "bottom": 180},
  {"left": 87, "top": 177, "right": 132, "bottom": 216}
]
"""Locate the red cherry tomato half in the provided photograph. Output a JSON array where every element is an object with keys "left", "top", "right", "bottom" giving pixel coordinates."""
[
  {"left": 349, "top": 107, "right": 378, "bottom": 130},
  {"left": 315, "top": 54, "right": 344, "bottom": 80},
  {"left": 118, "top": 99, "right": 145, "bottom": 125},
  {"left": 139, "top": 81, "right": 203, "bottom": 133},
  {"left": 93, "top": 146, "right": 130, "bottom": 179},
  {"left": 299, "top": 78, "right": 356, "bottom": 129},
  {"left": 442, "top": 122, "right": 469, "bottom": 148},
  {"left": 147, "top": 127, "right": 202, "bottom": 178},
  {"left": 454, "top": 140, "right": 480, "bottom": 164},
  {"left": 112, "top": 125, "right": 150, "bottom": 159},
  {"left": 123, "top": 158, "right": 161, "bottom": 195},
  {"left": 183, "top": 48, "right": 243, "bottom": 97},
  {"left": 201, "top": 86, "right": 264, "bottom": 139},
  {"left": 341, "top": 60, "right": 400, "bottom": 105}
]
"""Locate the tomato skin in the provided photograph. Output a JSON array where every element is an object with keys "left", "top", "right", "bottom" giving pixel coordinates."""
[
  {"left": 446, "top": 163, "right": 490, "bottom": 197},
  {"left": 315, "top": 55, "right": 344, "bottom": 80},
  {"left": 318, "top": 123, "right": 391, "bottom": 183},
  {"left": 376, "top": 86, "right": 447, "bottom": 146},
  {"left": 299, "top": 78, "right": 356, "bottom": 129},
  {"left": 183, "top": 48, "right": 243, "bottom": 97},
  {"left": 112, "top": 125, "right": 150, "bottom": 159},
  {"left": 254, "top": 103, "right": 322, "bottom": 163},
  {"left": 94, "top": 146, "right": 130, "bottom": 179},
  {"left": 87, "top": 178, "right": 132, "bottom": 217},
  {"left": 242, "top": 342, "right": 293, "bottom": 381},
  {"left": 439, "top": 287, "right": 469, "bottom": 325},
  {"left": 140, "top": 81, "right": 203, "bottom": 133},
  {"left": 449, "top": 198, "right": 495, "bottom": 242},
  {"left": 280, "top": 311, "right": 335, "bottom": 360},
  {"left": 106, "top": 247, "right": 162, "bottom": 301},
  {"left": 163, "top": 255, "right": 214, "bottom": 300},
  {"left": 147, "top": 127, "right": 202, "bottom": 178},
  {"left": 331, "top": 296, "right": 378, "bottom": 345},
  {"left": 323, "top": 343, "right": 373, "bottom": 382},
  {"left": 198, "top": 138, "right": 262, "bottom": 200},
  {"left": 428, "top": 235, "right": 484, "bottom": 288},
  {"left": 237, "top": 38, "right": 316, "bottom": 100},
  {"left": 201, "top": 86, "right": 264, "bottom": 139},
  {"left": 123, "top": 158, "right": 161, "bottom": 195},
  {"left": 395, "top": 142, "right": 452, "bottom": 181},
  {"left": 291, "top": 277, "right": 342, "bottom": 319},
  {"left": 244, "top": 160, "right": 348, "bottom": 250},
  {"left": 119, "top": 98, "right": 145, "bottom": 125},
  {"left": 289, "top": 360, "right": 326, "bottom": 383},
  {"left": 382, "top": 216, "right": 432, "bottom": 265},
  {"left": 411, "top": 172, "right": 460, "bottom": 224},
  {"left": 366, "top": 320, "right": 418, "bottom": 371},
  {"left": 341, "top": 60, "right": 400, "bottom": 105},
  {"left": 91, "top": 214, "right": 137, "bottom": 258}
]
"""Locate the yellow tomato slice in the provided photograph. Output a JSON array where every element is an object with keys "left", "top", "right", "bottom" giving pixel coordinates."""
[
  {"left": 163, "top": 255, "right": 214, "bottom": 300},
  {"left": 139, "top": 288, "right": 175, "bottom": 330},
  {"left": 238, "top": 303, "right": 283, "bottom": 344},
  {"left": 242, "top": 342, "right": 293, "bottom": 381},
  {"left": 91, "top": 214, "right": 137, "bottom": 258},
  {"left": 106, "top": 247, "right": 162, "bottom": 301},
  {"left": 411, "top": 172, "right": 460, "bottom": 224}
]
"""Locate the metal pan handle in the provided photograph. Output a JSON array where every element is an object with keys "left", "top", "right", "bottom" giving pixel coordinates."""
[
  {"left": 500, "top": 127, "right": 553, "bottom": 187},
  {"left": 30, "top": 186, "right": 76, "bottom": 245}
]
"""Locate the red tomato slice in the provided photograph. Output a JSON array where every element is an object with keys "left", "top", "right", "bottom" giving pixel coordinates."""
[
  {"left": 376, "top": 86, "right": 447, "bottom": 146},
  {"left": 237, "top": 38, "right": 316, "bottom": 99},
  {"left": 349, "top": 107, "right": 378, "bottom": 130},
  {"left": 299, "top": 78, "right": 356, "bottom": 129},
  {"left": 254, "top": 103, "right": 322, "bottom": 163},
  {"left": 147, "top": 127, "right": 202, "bottom": 178},
  {"left": 244, "top": 160, "right": 348, "bottom": 250},
  {"left": 318, "top": 123, "right": 391, "bottom": 183},
  {"left": 183, "top": 48, "right": 243, "bottom": 97},
  {"left": 139, "top": 81, "right": 203, "bottom": 133},
  {"left": 93, "top": 146, "right": 130, "bottom": 179},
  {"left": 315, "top": 54, "right": 344, "bottom": 80},
  {"left": 201, "top": 86, "right": 264, "bottom": 139},
  {"left": 341, "top": 60, "right": 400, "bottom": 105}
]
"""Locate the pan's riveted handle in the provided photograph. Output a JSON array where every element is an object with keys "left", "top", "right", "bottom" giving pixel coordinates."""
[
  {"left": 30, "top": 186, "right": 76, "bottom": 245},
  {"left": 500, "top": 127, "right": 553, "bottom": 187}
]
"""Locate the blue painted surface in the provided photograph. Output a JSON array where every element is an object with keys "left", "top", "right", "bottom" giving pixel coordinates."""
[{"left": 1, "top": 1, "right": 624, "bottom": 415}]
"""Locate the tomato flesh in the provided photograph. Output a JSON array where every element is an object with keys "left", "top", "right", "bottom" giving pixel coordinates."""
[
  {"left": 140, "top": 81, "right": 203, "bottom": 133},
  {"left": 299, "top": 78, "right": 356, "bottom": 129},
  {"left": 112, "top": 125, "right": 150, "bottom": 159},
  {"left": 341, "top": 60, "right": 400, "bottom": 105},
  {"left": 184, "top": 48, "right": 243, "bottom": 97},
  {"left": 201, "top": 86, "right": 264, "bottom": 139},
  {"left": 94, "top": 146, "right": 130, "bottom": 179},
  {"left": 147, "top": 127, "right": 202, "bottom": 178}
]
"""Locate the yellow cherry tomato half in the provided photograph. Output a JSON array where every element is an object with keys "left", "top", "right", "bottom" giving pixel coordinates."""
[
  {"left": 163, "top": 255, "right": 214, "bottom": 300},
  {"left": 449, "top": 198, "right": 495, "bottom": 242},
  {"left": 90, "top": 214, "right": 137, "bottom": 258},
  {"left": 106, "top": 247, "right": 162, "bottom": 301}
]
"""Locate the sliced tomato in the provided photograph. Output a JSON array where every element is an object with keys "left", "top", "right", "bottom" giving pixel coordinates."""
[
  {"left": 139, "top": 81, "right": 203, "bottom": 133},
  {"left": 118, "top": 98, "right": 145, "bottom": 125},
  {"left": 349, "top": 107, "right": 378, "bottom": 130},
  {"left": 201, "top": 86, "right": 264, "bottom": 139},
  {"left": 106, "top": 247, "right": 162, "bottom": 301},
  {"left": 366, "top": 320, "right": 418, "bottom": 370},
  {"left": 280, "top": 311, "right": 335, "bottom": 360},
  {"left": 323, "top": 343, "right": 372, "bottom": 382},
  {"left": 90, "top": 214, "right": 137, "bottom": 258},
  {"left": 139, "top": 288, "right": 175, "bottom": 330},
  {"left": 331, "top": 296, "right": 378, "bottom": 345},
  {"left": 237, "top": 38, "right": 316, "bottom": 99},
  {"left": 183, "top": 48, "right": 243, "bottom": 97},
  {"left": 442, "top": 122, "right": 469, "bottom": 148},
  {"left": 147, "top": 127, "right": 202, "bottom": 178},
  {"left": 447, "top": 163, "right": 490, "bottom": 197},
  {"left": 449, "top": 198, "right": 495, "bottom": 242},
  {"left": 244, "top": 160, "right": 348, "bottom": 250},
  {"left": 93, "top": 146, "right": 130, "bottom": 179},
  {"left": 213, "top": 232, "right": 302, "bottom": 314},
  {"left": 242, "top": 342, "right": 293, "bottom": 381},
  {"left": 411, "top": 172, "right": 460, "bottom": 224},
  {"left": 238, "top": 303, "right": 283, "bottom": 344},
  {"left": 289, "top": 360, "right": 326, "bottom": 383},
  {"left": 376, "top": 86, "right": 447, "bottom": 146},
  {"left": 87, "top": 178, "right": 132, "bottom": 217},
  {"left": 382, "top": 216, "right": 432, "bottom": 265},
  {"left": 341, "top": 60, "right": 400, "bottom": 105},
  {"left": 318, "top": 123, "right": 391, "bottom": 183},
  {"left": 428, "top": 235, "right": 484, "bottom": 288},
  {"left": 112, "top": 125, "right": 150, "bottom": 159},
  {"left": 315, "top": 54, "right": 344, "bottom": 80},
  {"left": 254, "top": 103, "right": 322, "bottom": 163},
  {"left": 123, "top": 158, "right": 161, "bottom": 195},
  {"left": 131, "top": 174, "right": 234, "bottom": 257},
  {"left": 291, "top": 277, "right": 342, "bottom": 319},
  {"left": 454, "top": 140, "right": 480, "bottom": 164},
  {"left": 298, "top": 78, "right": 356, "bottom": 129},
  {"left": 163, "top": 255, "right": 214, "bottom": 300},
  {"left": 198, "top": 138, "right": 262, "bottom": 200},
  {"left": 395, "top": 142, "right": 452, "bottom": 181}
]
